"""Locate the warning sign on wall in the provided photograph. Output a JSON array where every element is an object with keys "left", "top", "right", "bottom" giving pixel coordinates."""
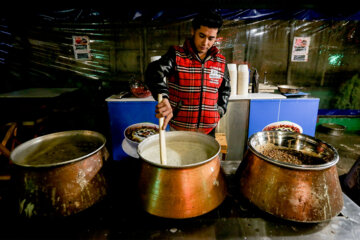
[
  {"left": 72, "top": 36, "right": 91, "bottom": 60},
  {"left": 291, "top": 37, "right": 311, "bottom": 62}
]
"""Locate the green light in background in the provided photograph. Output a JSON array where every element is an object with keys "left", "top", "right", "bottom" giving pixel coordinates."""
[{"left": 328, "top": 53, "right": 343, "bottom": 66}]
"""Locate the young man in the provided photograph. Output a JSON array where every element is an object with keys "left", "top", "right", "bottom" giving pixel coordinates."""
[{"left": 145, "top": 10, "right": 231, "bottom": 137}]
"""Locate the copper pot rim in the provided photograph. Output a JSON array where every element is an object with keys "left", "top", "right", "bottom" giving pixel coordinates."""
[
  {"left": 137, "top": 131, "right": 221, "bottom": 169},
  {"left": 10, "top": 130, "right": 107, "bottom": 168},
  {"left": 248, "top": 131, "right": 339, "bottom": 170}
]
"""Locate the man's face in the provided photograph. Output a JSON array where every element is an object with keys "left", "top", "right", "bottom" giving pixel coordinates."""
[{"left": 192, "top": 25, "right": 218, "bottom": 57}]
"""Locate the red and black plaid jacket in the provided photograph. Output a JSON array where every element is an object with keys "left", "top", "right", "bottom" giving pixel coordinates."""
[{"left": 145, "top": 38, "right": 231, "bottom": 134}]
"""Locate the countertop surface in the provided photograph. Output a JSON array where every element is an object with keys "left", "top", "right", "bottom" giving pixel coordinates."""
[
  {"left": 0, "top": 159, "right": 359, "bottom": 240},
  {"left": 105, "top": 93, "right": 319, "bottom": 102},
  {"left": 106, "top": 93, "right": 288, "bottom": 102},
  {"left": 106, "top": 95, "right": 156, "bottom": 102},
  {"left": 229, "top": 93, "right": 286, "bottom": 100},
  {"left": 0, "top": 88, "right": 78, "bottom": 98}
]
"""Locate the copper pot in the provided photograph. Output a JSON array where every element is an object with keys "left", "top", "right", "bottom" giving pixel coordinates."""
[
  {"left": 137, "top": 131, "right": 227, "bottom": 219},
  {"left": 10, "top": 130, "right": 109, "bottom": 218},
  {"left": 237, "top": 131, "right": 343, "bottom": 223}
]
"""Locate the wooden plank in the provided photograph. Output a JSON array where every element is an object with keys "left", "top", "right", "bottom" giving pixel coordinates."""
[{"left": 215, "top": 133, "right": 228, "bottom": 153}]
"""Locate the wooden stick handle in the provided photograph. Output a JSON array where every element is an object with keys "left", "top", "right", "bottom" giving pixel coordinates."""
[{"left": 158, "top": 94, "right": 167, "bottom": 165}]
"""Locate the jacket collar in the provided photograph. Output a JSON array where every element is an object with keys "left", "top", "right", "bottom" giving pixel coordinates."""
[{"left": 183, "top": 38, "right": 219, "bottom": 61}]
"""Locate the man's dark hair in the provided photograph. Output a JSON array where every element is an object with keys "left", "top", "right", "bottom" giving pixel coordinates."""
[{"left": 192, "top": 10, "right": 223, "bottom": 31}]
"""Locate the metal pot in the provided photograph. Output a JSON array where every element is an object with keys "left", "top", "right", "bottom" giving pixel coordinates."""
[
  {"left": 318, "top": 123, "right": 346, "bottom": 136},
  {"left": 277, "top": 85, "right": 302, "bottom": 94},
  {"left": 137, "top": 131, "right": 227, "bottom": 219},
  {"left": 10, "top": 130, "right": 109, "bottom": 218},
  {"left": 236, "top": 131, "right": 343, "bottom": 223}
]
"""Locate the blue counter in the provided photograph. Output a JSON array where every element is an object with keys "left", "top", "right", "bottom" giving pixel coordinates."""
[
  {"left": 248, "top": 98, "right": 320, "bottom": 137},
  {"left": 106, "top": 96, "right": 159, "bottom": 161}
]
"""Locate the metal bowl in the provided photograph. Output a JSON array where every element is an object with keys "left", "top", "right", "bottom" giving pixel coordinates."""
[
  {"left": 124, "top": 122, "right": 159, "bottom": 149},
  {"left": 318, "top": 123, "right": 346, "bottom": 136},
  {"left": 278, "top": 85, "right": 302, "bottom": 94},
  {"left": 237, "top": 131, "right": 343, "bottom": 222}
]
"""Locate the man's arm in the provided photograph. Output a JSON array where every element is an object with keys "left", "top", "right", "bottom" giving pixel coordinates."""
[
  {"left": 145, "top": 47, "right": 176, "bottom": 129},
  {"left": 145, "top": 47, "right": 176, "bottom": 99},
  {"left": 217, "top": 64, "right": 231, "bottom": 117}
]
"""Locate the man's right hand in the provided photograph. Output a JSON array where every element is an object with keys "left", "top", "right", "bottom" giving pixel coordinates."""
[{"left": 156, "top": 97, "right": 173, "bottom": 130}]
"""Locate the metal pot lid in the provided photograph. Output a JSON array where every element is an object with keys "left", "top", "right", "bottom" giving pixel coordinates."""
[{"left": 10, "top": 130, "right": 106, "bottom": 168}]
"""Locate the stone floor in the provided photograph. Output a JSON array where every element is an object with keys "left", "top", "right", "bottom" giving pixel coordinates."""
[
  {"left": 315, "top": 131, "right": 360, "bottom": 176},
  {"left": 315, "top": 130, "right": 360, "bottom": 206}
]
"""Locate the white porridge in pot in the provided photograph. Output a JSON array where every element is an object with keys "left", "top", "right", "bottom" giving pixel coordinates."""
[{"left": 137, "top": 131, "right": 220, "bottom": 167}]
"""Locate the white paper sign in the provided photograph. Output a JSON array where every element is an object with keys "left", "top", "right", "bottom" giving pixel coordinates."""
[
  {"left": 291, "top": 37, "right": 311, "bottom": 62},
  {"left": 72, "top": 36, "right": 91, "bottom": 60}
]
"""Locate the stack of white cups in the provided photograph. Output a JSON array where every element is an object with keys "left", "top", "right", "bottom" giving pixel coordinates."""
[
  {"left": 237, "top": 64, "right": 249, "bottom": 95},
  {"left": 227, "top": 63, "right": 237, "bottom": 97},
  {"left": 227, "top": 63, "right": 249, "bottom": 96}
]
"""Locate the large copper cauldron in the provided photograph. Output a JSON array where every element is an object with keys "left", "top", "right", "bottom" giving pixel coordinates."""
[
  {"left": 137, "top": 131, "right": 227, "bottom": 219},
  {"left": 10, "top": 130, "right": 108, "bottom": 217},
  {"left": 237, "top": 131, "right": 343, "bottom": 223}
]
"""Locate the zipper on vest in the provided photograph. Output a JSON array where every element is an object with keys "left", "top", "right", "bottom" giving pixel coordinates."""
[{"left": 197, "top": 62, "right": 205, "bottom": 128}]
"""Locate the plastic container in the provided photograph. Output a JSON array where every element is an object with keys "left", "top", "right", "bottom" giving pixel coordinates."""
[
  {"left": 237, "top": 64, "right": 249, "bottom": 95},
  {"left": 227, "top": 63, "right": 237, "bottom": 96}
]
